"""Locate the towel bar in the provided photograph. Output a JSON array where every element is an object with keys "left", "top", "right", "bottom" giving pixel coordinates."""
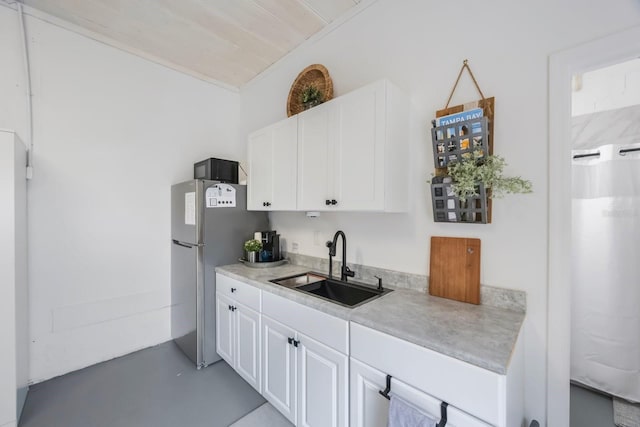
[
  {"left": 436, "top": 402, "right": 448, "bottom": 427},
  {"left": 379, "top": 375, "right": 392, "bottom": 400},
  {"left": 378, "top": 374, "right": 448, "bottom": 426}
]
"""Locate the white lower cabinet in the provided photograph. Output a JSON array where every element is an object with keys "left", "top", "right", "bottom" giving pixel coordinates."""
[
  {"left": 262, "top": 312, "right": 348, "bottom": 427},
  {"left": 235, "top": 304, "right": 261, "bottom": 391},
  {"left": 297, "top": 331, "right": 348, "bottom": 427},
  {"left": 262, "top": 292, "right": 349, "bottom": 427},
  {"left": 216, "top": 293, "right": 235, "bottom": 366},
  {"left": 350, "top": 323, "right": 524, "bottom": 427},
  {"left": 215, "top": 289, "right": 261, "bottom": 393},
  {"left": 216, "top": 273, "right": 263, "bottom": 390},
  {"left": 262, "top": 314, "right": 297, "bottom": 423},
  {"left": 214, "top": 274, "right": 524, "bottom": 427},
  {"left": 350, "top": 358, "right": 491, "bottom": 427}
]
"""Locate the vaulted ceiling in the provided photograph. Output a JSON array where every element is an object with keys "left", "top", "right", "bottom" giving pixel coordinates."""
[{"left": 22, "top": 0, "right": 362, "bottom": 88}]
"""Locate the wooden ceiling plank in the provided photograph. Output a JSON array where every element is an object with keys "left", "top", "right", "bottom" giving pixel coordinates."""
[
  {"left": 251, "top": 0, "right": 324, "bottom": 36},
  {"left": 21, "top": 0, "right": 359, "bottom": 87},
  {"left": 192, "top": 0, "right": 306, "bottom": 54},
  {"left": 156, "top": 0, "right": 284, "bottom": 65},
  {"left": 300, "top": 0, "right": 356, "bottom": 23}
]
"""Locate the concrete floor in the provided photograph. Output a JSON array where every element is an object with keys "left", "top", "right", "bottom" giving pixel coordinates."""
[
  {"left": 571, "top": 383, "right": 616, "bottom": 427},
  {"left": 19, "top": 341, "right": 267, "bottom": 427},
  {"left": 24, "top": 341, "right": 620, "bottom": 427},
  {"left": 230, "top": 403, "right": 292, "bottom": 427}
]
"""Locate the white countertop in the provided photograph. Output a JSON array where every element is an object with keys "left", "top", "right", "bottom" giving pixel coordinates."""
[{"left": 216, "top": 263, "right": 524, "bottom": 374}]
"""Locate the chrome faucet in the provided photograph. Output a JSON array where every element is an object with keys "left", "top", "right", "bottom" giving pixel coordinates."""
[{"left": 326, "top": 230, "right": 355, "bottom": 282}]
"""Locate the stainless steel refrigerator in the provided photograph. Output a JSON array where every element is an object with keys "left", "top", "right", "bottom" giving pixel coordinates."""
[{"left": 171, "top": 180, "right": 268, "bottom": 368}]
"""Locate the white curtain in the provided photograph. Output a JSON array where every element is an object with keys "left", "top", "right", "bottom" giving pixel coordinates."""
[{"left": 571, "top": 143, "right": 640, "bottom": 402}]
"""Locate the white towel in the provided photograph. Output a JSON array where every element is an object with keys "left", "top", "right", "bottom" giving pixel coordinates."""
[
  {"left": 388, "top": 395, "right": 437, "bottom": 427},
  {"left": 613, "top": 397, "right": 640, "bottom": 427}
]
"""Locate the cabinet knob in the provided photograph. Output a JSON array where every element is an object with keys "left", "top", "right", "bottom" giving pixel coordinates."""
[
  {"left": 293, "top": 339, "right": 300, "bottom": 348},
  {"left": 325, "top": 199, "right": 331, "bottom": 205},
  {"left": 228, "top": 305, "right": 232, "bottom": 311},
  {"left": 287, "top": 337, "right": 294, "bottom": 345},
  {"left": 263, "top": 201, "right": 271, "bottom": 207},
  {"left": 331, "top": 199, "right": 338, "bottom": 205},
  {"left": 231, "top": 288, "right": 236, "bottom": 293}
]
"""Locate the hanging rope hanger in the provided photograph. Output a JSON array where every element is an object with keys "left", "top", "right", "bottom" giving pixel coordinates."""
[{"left": 444, "top": 59, "right": 486, "bottom": 109}]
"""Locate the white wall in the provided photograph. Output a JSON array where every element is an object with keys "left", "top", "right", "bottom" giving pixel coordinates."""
[
  {"left": 239, "top": 0, "right": 640, "bottom": 423},
  {"left": 572, "top": 58, "right": 640, "bottom": 116},
  {"left": 0, "top": 7, "right": 27, "bottom": 138},
  {"left": 0, "top": 5, "right": 242, "bottom": 383}
]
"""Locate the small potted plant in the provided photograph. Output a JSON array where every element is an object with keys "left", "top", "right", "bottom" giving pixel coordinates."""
[
  {"left": 243, "top": 239, "right": 262, "bottom": 263},
  {"left": 300, "top": 85, "right": 323, "bottom": 110},
  {"left": 446, "top": 151, "right": 532, "bottom": 201},
  {"left": 430, "top": 151, "right": 532, "bottom": 222}
]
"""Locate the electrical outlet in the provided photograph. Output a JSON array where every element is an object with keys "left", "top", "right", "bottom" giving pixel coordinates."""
[
  {"left": 313, "top": 231, "right": 321, "bottom": 246},
  {"left": 291, "top": 242, "right": 299, "bottom": 253}
]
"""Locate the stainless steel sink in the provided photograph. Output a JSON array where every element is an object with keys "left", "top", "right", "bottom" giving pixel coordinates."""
[
  {"left": 270, "top": 272, "right": 326, "bottom": 288},
  {"left": 271, "top": 272, "right": 392, "bottom": 307}
]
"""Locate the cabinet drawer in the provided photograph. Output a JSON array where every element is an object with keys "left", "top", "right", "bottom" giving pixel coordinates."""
[
  {"left": 216, "top": 274, "right": 261, "bottom": 312},
  {"left": 262, "top": 291, "right": 349, "bottom": 354},
  {"left": 350, "top": 322, "right": 504, "bottom": 426},
  {"left": 350, "top": 358, "right": 491, "bottom": 427}
]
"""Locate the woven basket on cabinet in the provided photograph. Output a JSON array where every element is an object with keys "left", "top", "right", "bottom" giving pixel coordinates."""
[{"left": 287, "top": 64, "right": 333, "bottom": 117}]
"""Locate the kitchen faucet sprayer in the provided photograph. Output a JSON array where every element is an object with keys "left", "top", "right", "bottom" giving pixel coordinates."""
[{"left": 326, "top": 230, "right": 355, "bottom": 282}]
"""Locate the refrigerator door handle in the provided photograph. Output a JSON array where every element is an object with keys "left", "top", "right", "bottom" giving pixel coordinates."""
[{"left": 172, "top": 239, "right": 197, "bottom": 249}]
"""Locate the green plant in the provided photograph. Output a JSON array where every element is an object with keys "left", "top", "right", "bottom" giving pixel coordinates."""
[
  {"left": 300, "top": 85, "right": 323, "bottom": 104},
  {"left": 446, "top": 151, "right": 532, "bottom": 201},
  {"left": 243, "top": 239, "right": 262, "bottom": 252}
]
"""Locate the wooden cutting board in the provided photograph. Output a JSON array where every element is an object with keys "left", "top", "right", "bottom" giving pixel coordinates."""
[{"left": 429, "top": 236, "right": 481, "bottom": 304}]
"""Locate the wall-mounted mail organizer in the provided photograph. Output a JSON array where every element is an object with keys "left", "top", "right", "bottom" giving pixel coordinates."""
[
  {"left": 429, "top": 60, "right": 494, "bottom": 224},
  {"left": 431, "top": 116, "right": 488, "bottom": 168},
  {"left": 430, "top": 177, "right": 489, "bottom": 223}
]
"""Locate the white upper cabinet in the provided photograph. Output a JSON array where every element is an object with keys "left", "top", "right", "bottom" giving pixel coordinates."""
[
  {"left": 298, "top": 80, "right": 409, "bottom": 212},
  {"left": 248, "top": 79, "right": 409, "bottom": 213},
  {"left": 330, "top": 81, "right": 385, "bottom": 211},
  {"left": 297, "top": 102, "right": 333, "bottom": 211},
  {"left": 247, "top": 116, "right": 298, "bottom": 211}
]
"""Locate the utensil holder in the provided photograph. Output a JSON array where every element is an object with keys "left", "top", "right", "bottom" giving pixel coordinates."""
[{"left": 245, "top": 251, "right": 259, "bottom": 263}]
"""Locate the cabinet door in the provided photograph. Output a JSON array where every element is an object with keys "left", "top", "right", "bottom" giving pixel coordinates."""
[
  {"left": 332, "top": 82, "right": 385, "bottom": 211},
  {"left": 235, "top": 303, "right": 261, "bottom": 393},
  {"left": 270, "top": 117, "right": 298, "bottom": 210},
  {"left": 215, "top": 293, "right": 235, "bottom": 366},
  {"left": 297, "top": 103, "right": 332, "bottom": 211},
  {"left": 349, "top": 358, "right": 491, "bottom": 427},
  {"left": 247, "top": 127, "right": 273, "bottom": 210},
  {"left": 262, "top": 315, "right": 297, "bottom": 425},
  {"left": 350, "top": 358, "right": 389, "bottom": 427},
  {"left": 247, "top": 116, "right": 297, "bottom": 211},
  {"left": 297, "top": 333, "right": 348, "bottom": 427}
]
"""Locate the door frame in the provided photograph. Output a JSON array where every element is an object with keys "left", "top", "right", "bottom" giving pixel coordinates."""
[{"left": 547, "top": 24, "right": 640, "bottom": 426}]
